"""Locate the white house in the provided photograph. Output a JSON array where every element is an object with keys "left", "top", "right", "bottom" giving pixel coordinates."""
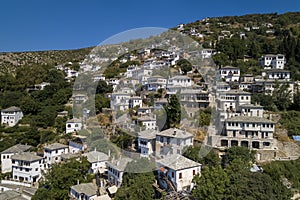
[
  {"left": 261, "top": 69, "right": 291, "bottom": 81},
  {"left": 137, "top": 129, "right": 157, "bottom": 158},
  {"left": 107, "top": 157, "right": 132, "bottom": 187},
  {"left": 136, "top": 116, "right": 157, "bottom": 130},
  {"left": 83, "top": 150, "right": 109, "bottom": 174},
  {"left": 218, "top": 66, "right": 240, "bottom": 82},
  {"left": 137, "top": 107, "right": 153, "bottom": 116},
  {"left": 1, "top": 106, "right": 23, "bottom": 127},
  {"left": 66, "top": 118, "right": 83, "bottom": 134},
  {"left": 11, "top": 152, "right": 43, "bottom": 183},
  {"left": 69, "top": 136, "right": 87, "bottom": 154},
  {"left": 168, "top": 76, "right": 193, "bottom": 87},
  {"left": 219, "top": 116, "right": 275, "bottom": 150},
  {"left": 70, "top": 182, "right": 111, "bottom": 200},
  {"left": 158, "top": 154, "right": 201, "bottom": 192},
  {"left": 43, "top": 143, "right": 69, "bottom": 167},
  {"left": 200, "top": 49, "right": 216, "bottom": 59},
  {"left": 240, "top": 104, "right": 264, "bottom": 118},
  {"left": 1, "top": 144, "right": 32, "bottom": 173},
  {"left": 259, "top": 54, "right": 286, "bottom": 69},
  {"left": 146, "top": 75, "right": 167, "bottom": 91},
  {"left": 156, "top": 128, "right": 194, "bottom": 156},
  {"left": 129, "top": 96, "right": 142, "bottom": 108},
  {"left": 110, "top": 92, "right": 131, "bottom": 111}
]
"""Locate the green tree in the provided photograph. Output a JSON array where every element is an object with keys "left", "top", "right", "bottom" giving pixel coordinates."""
[
  {"left": 177, "top": 59, "right": 193, "bottom": 75},
  {"left": 222, "top": 146, "right": 255, "bottom": 168},
  {"left": 115, "top": 158, "right": 156, "bottom": 200},
  {"left": 163, "top": 95, "right": 181, "bottom": 129},
  {"left": 192, "top": 165, "right": 230, "bottom": 200},
  {"left": 33, "top": 157, "right": 91, "bottom": 200}
]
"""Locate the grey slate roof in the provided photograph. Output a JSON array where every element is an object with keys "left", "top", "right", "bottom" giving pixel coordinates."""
[
  {"left": 226, "top": 116, "right": 274, "bottom": 123},
  {"left": 240, "top": 104, "right": 263, "bottom": 108},
  {"left": 158, "top": 154, "right": 201, "bottom": 170},
  {"left": 11, "top": 152, "right": 42, "bottom": 162},
  {"left": 108, "top": 157, "right": 132, "bottom": 172},
  {"left": 157, "top": 128, "right": 193, "bottom": 139},
  {"left": 1, "top": 106, "right": 22, "bottom": 112},
  {"left": 44, "top": 143, "right": 68, "bottom": 150},
  {"left": 138, "top": 129, "right": 157, "bottom": 140},
  {"left": 1, "top": 144, "right": 32, "bottom": 154},
  {"left": 83, "top": 151, "right": 109, "bottom": 163},
  {"left": 71, "top": 182, "right": 97, "bottom": 197},
  {"left": 0, "top": 190, "right": 27, "bottom": 200}
]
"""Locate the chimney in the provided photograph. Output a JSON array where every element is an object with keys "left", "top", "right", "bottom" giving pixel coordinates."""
[
  {"left": 173, "top": 129, "right": 176, "bottom": 136},
  {"left": 108, "top": 149, "right": 111, "bottom": 158},
  {"left": 92, "top": 178, "right": 96, "bottom": 186}
]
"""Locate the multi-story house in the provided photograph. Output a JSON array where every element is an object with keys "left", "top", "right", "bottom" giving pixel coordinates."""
[
  {"left": 146, "top": 75, "right": 167, "bottom": 91},
  {"left": 200, "top": 49, "right": 216, "bottom": 59},
  {"left": 1, "top": 106, "right": 23, "bottom": 127},
  {"left": 129, "top": 96, "right": 143, "bottom": 108},
  {"left": 137, "top": 129, "right": 157, "bottom": 158},
  {"left": 83, "top": 150, "right": 109, "bottom": 174},
  {"left": 136, "top": 116, "right": 157, "bottom": 130},
  {"left": 110, "top": 92, "right": 131, "bottom": 111},
  {"left": 1, "top": 144, "right": 32, "bottom": 173},
  {"left": 218, "top": 116, "right": 275, "bottom": 150},
  {"left": 158, "top": 154, "right": 201, "bottom": 192},
  {"left": 69, "top": 136, "right": 87, "bottom": 154},
  {"left": 259, "top": 54, "right": 286, "bottom": 69},
  {"left": 261, "top": 69, "right": 291, "bottom": 81},
  {"left": 66, "top": 118, "right": 83, "bottom": 134},
  {"left": 107, "top": 157, "right": 133, "bottom": 187},
  {"left": 156, "top": 128, "right": 193, "bottom": 156},
  {"left": 11, "top": 152, "right": 43, "bottom": 183},
  {"left": 168, "top": 76, "right": 193, "bottom": 87},
  {"left": 218, "top": 66, "right": 240, "bottom": 82},
  {"left": 43, "top": 143, "right": 69, "bottom": 167}
]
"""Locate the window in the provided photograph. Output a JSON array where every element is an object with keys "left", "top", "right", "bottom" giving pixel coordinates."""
[
  {"left": 193, "top": 170, "right": 196, "bottom": 175},
  {"left": 179, "top": 173, "right": 182, "bottom": 179},
  {"left": 172, "top": 172, "right": 174, "bottom": 178}
]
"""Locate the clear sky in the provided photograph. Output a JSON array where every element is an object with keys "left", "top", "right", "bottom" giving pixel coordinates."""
[{"left": 1, "top": 0, "right": 299, "bottom": 52}]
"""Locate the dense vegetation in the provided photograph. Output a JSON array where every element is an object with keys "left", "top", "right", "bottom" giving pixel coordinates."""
[
  {"left": 186, "top": 146, "right": 293, "bottom": 199},
  {"left": 32, "top": 157, "right": 92, "bottom": 200}
]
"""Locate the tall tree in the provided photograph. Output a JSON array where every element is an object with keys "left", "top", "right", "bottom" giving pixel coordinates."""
[{"left": 163, "top": 94, "right": 181, "bottom": 129}]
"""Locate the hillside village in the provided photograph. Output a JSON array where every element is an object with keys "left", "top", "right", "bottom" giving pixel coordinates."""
[{"left": 0, "top": 12, "right": 300, "bottom": 200}]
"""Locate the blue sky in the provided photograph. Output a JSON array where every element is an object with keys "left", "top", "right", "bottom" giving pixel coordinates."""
[{"left": 0, "top": 0, "right": 299, "bottom": 52}]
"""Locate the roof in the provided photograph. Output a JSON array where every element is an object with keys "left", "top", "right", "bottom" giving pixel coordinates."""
[
  {"left": 1, "top": 106, "right": 22, "bottom": 112},
  {"left": 137, "top": 116, "right": 156, "bottom": 122},
  {"left": 220, "top": 89, "right": 251, "bottom": 95},
  {"left": 170, "top": 75, "right": 191, "bottom": 80},
  {"left": 138, "top": 129, "right": 157, "bottom": 140},
  {"left": 11, "top": 152, "right": 42, "bottom": 162},
  {"left": 107, "top": 185, "right": 118, "bottom": 195},
  {"left": 156, "top": 128, "right": 193, "bottom": 139},
  {"left": 108, "top": 157, "right": 132, "bottom": 172},
  {"left": 0, "top": 190, "right": 27, "bottom": 200},
  {"left": 226, "top": 116, "right": 275, "bottom": 123},
  {"left": 1, "top": 144, "right": 33, "bottom": 154},
  {"left": 158, "top": 154, "right": 201, "bottom": 170},
  {"left": 220, "top": 66, "right": 239, "bottom": 70},
  {"left": 263, "top": 69, "right": 290, "bottom": 73},
  {"left": 44, "top": 143, "right": 68, "bottom": 150},
  {"left": 70, "top": 183, "right": 97, "bottom": 197},
  {"left": 240, "top": 104, "right": 263, "bottom": 108},
  {"left": 93, "top": 194, "right": 112, "bottom": 200},
  {"left": 83, "top": 150, "right": 109, "bottom": 163},
  {"left": 67, "top": 118, "right": 82, "bottom": 123}
]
